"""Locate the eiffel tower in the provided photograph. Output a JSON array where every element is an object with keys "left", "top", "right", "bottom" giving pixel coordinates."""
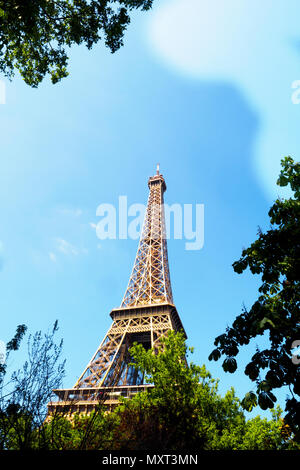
[{"left": 48, "top": 165, "right": 186, "bottom": 414}]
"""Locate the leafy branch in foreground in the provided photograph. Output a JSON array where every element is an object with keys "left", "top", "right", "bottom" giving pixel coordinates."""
[
  {"left": 111, "top": 331, "right": 294, "bottom": 450},
  {"left": 0, "top": 321, "right": 65, "bottom": 449},
  {"left": 0, "top": 0, "right": 153, "bottom": 87},
  {"left": 40, "top": 331, "right": 298, "bottom": 449},
  {"left": 209, "top": 156, "right": 300, "bottom": 439},
  {"left": 0, "top": 324, "right": 27, "bottom": 381}
]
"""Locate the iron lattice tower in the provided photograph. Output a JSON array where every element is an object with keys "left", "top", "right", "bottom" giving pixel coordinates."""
[{"left": 48, "top": 166, "right": 186, "bottom": 414}]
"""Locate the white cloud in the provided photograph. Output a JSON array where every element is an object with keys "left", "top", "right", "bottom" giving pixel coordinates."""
[
  {"left": 51, "top": 238, "right": 88, "bottom": 260},
  {"left": 49, "top": 252, "right": 57, "bottom": 263},
  {"left": 0, "top": 241, "right": 4, "bottom": 271},
  {"left": 57, "top": 207, "right": 83, "bottom": 217},
  {"left": 147, "top": 0, "right": 300, "bottom": 199},
  {"left": 0, "top": 80, "right": 5, "bottom": 105},
  {"left": 56, "top": 238, "right": 79, "bottom": 256},
  {"left": 46, "top": 238, "right": 89, "bottom": 264}
]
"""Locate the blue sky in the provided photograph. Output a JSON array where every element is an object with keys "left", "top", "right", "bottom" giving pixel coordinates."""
[{"left": 0, "top": 0, "right": 299, "bottom": 417}]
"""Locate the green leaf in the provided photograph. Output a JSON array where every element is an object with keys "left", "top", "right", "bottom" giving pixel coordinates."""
[
  {"left": 222, "top": 357, "right": 237, "bottom": 373},
  {"left": 258, "top": 391, "right": 277, "bottom": 410},
  {"left": 241, "top": 392, "right": 257, "bottom": 412},
  {"left": 208, "top": 349, "right": 221, "bottom": 362},
  {"left": 259, "top": 317, "right": 275, "bottom": 330}
]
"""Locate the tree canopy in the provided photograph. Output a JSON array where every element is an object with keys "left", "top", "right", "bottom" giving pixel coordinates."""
[
  {"left": 0, "top": 0, "right": 153, "bottom": 87},
  {"left": 112, "top": 330, "right": 293, "bottom": 450},
  {"left": 0, "top": 322, "right": 65, "bottom": 450},
  {"left": 42, "top": 331, "right": 297, "bottom": 451},
  {"left": 1, "top": 328, "right": 297, "bottom": 450},
  {"left": 209, "top": 156, "right": 300, "bottom": 438}
]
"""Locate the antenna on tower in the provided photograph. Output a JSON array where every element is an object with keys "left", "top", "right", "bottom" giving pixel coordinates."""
[{"left": 156, "top": 163, "right": 160, "bottom": 175}]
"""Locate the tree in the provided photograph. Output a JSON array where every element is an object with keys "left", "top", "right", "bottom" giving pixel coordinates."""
[
  {"left": 0, "top": 324, "right": 26, "bottom": 448},
  {"left": 32, "top": 330, "right": 297, "bottom": 450},
  {"left": 108, "top": 330, "right": 291, "bottom": 450},
  {"left": 209, "top": 156, "right": 300, "bottom": 439},
  {"left": 39, "top": 410, "right": 116, "bottom": 450},
  {"left": 0, "top": 321, "right": 65, "bottom": 449},
  {"left": 0, "top": 0, "right": 153, "bottom": 87},
  {"left": 2, "top": 326, "right": 294, "bottom": 450}
]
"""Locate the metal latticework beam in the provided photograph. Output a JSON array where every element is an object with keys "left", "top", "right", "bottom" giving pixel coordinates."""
[
  {"left": 121, "top": 170, "right": 173, "bottom": 307},
  {"left": 73, "top": 304, "right": 183, "bottom": 389}
]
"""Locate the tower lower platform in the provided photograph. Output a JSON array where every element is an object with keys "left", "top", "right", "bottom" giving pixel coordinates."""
[{"left": 48, "top": 303, "right": 186, "bottom": 415}]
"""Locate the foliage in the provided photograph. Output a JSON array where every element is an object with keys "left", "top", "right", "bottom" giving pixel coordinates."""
[
  {"left": 3, "top": 328, "right": 296, "bottom": 450},
  {"left": 209, "top": 157, "right": 300, "bottom": 438},
  {"left": 39, "top": 410, "right": 116, "bottom": 450},
  {"left": 0, "top": 0, "right": 153, "bottom": 87},
  {"left": 0, "top": 324, "right": 27, "bottom": 381},
  {"left": 107, "top": 330, "right": 291, "bottom": 450},
  {"left": 0, "top": 321, "right": 65, "bottom": 449}
]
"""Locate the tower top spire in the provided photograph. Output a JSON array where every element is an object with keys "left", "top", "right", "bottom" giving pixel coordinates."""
[
  {"left": 148, "top": 164, "right": 166, "bottom": 191},
  {"left": 121, "top": 169, "right": 173, "bottom": 308}
]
